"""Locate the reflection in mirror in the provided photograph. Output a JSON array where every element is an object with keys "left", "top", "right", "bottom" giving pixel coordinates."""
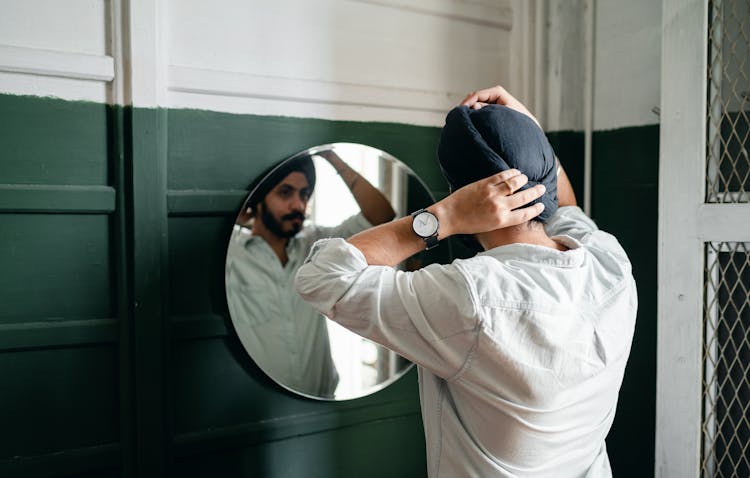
[{"left": 225, "top": 143, "right": 436, "bottom": 400}]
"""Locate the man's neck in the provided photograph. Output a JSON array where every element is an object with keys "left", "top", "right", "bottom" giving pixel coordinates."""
[
  {"left": 253, "top": 228, "right": 291, "bottom": 265},
  {"left": 476, "top": 222, "right": 567, "bottom": 252}
]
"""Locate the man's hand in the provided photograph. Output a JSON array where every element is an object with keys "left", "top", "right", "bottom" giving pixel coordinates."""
[
  {"left": 460, "top": 85, "right": 541, "bottom": 128},
  {"left": 432, "top": 169, "right": 546, "bottom": 238}
]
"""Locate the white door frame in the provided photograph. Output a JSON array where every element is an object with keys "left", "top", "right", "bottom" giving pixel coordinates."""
[{"left": 657, "top": 1, "right": 750, "bottom": 476}]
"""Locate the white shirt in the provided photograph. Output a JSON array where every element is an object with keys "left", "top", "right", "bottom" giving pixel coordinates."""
[
  {"left": 295, "top": 206, "right": 637, "bottom": 477},
  {"left": 226, "top": 213, "right": 372, "bottom": 397}
]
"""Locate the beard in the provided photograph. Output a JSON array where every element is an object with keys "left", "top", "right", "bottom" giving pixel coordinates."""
[{"left": 259, "top": 201, "right": 305, "bottom": 239}]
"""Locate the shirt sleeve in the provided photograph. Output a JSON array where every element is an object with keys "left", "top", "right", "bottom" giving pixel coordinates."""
[
  {"left": 294, "top": 238, "right": 480, "bottom": 380},
  {"left": 544, "top": 205, "right": 599, "bottom": 241},
  {"left": 305, "top": 213, "right": 373, "bottom": 242}
]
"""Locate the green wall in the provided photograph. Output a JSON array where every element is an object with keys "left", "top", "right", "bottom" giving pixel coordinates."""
[
  {"left": 550, "top": 126, "right": 659, "bottom": 477},
  {"left": 0, "top": 93, "right": 658, "bottom": 477},
  {"left": 591, "top": 125, "right": 659, "bottom": 478},
  {"left": 0, "top": 94, "right": 434, "bottom": 477}
]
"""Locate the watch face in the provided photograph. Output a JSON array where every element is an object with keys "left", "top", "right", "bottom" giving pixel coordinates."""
[{"left": 413, "top": 211, "right": 438, "bottom": 238}]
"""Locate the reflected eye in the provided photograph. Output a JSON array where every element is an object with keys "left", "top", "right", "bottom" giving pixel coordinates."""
[{"left": 277, "top": 186, "right": 294, "bottom": 199}]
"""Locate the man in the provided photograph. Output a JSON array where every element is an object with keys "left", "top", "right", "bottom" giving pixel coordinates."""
[
  {"left": 226, "top": 151, "right": 395, "bottom": 397},
  {"left": 295, "top": 86, "right": 637, "bottom": 476}
]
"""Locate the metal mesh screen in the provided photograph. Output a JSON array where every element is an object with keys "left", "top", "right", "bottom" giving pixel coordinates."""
[
  {"left": 703, "top": 242, "right": 750, "bottom": 477},
  {"left": 707, "top": 0, "right": 750, "bottom": 203}
]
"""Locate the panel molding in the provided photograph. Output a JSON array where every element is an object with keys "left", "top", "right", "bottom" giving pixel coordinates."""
[
  {"left": 171, "top": 314, "right": 229, "bottom": 341},
  {"left": 172, "top": 399, "right": 421, "bottom": 457},
  {"left": 167, "top": 189, "right": 246, "bottom": 216},
  {"left": 697, "top": 204, "right": 750, "bottom": 241},
  {"left": 0, "top": 184, "right": 116, "bottom": 213},
  {"left": 348, "top": 0, "right": 513, "bottom": 29},
  {"left": 0, "top": 319, "right": 117, "bottom": 351},
  {"left": 0, "top": 443, "right": 120, "bottom": 476},
  {"left": 0, "top": 44, "right": 114, "bottom": 82},
  {"left": 168, "top": 65, "right": 458, "bottom": 116}
]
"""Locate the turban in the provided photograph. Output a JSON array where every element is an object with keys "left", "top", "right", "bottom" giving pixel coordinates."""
[
  {"left": 437, "top": 105, "right": 558, "bottom": 223},
  {"left": 247, "top": 155, "right": 316, "bottom": 210}
]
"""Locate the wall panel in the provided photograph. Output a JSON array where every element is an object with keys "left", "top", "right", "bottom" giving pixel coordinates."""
[
  {"left": 166, "top": 0, "right": 513, "bottom": 125},
  {"left": 0, "top": 346, "right": 119, "bottom": 458},
  {"left": 0, "top": 0, "right": 113, "bottom": 103},
  {"left": 166, "top": 108, "right": 446, "bottom": 193},
  {"left": 168, "top": 216, "right": 231, "bottom": 319},
  {"left": 0, "top": 94, "right": 123, "bottom": 477},
  {"left": 0, "top": 94, "right": 109, "bottom": 186},
  {"left": 0, "top": 0, "right": 108, "bottom": 56},
  {"left": 0, "top": 214, "right": 112, "bottom": 321},
  {"left": 170, "top": 337, "right": 420, "bottom": 435}
]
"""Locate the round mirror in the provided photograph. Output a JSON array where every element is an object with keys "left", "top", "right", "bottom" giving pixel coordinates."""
[{"left": 225, "top": 143, "right": 437, "bottom": 400}]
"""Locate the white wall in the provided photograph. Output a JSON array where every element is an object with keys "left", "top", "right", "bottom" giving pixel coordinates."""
[
  {"left": 0, "top": 0, "right": 112, "bottom": 102},
  {"left": 593, "top": 0, "right": 661, "bottom": 131},
  {"left": 540, "top": 0, "right": 588, "bottom": 132},
  {"left": 541, "top": 0, "right": 661, "bottom": 132},
  {"left": 0, "top": 0, "right": 523, "bottom": 126},
  {"left": 0, "top": 0, "right": 663, "bottom": 129}
]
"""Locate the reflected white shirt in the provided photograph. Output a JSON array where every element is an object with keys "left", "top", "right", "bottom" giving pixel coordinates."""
[
  {"left": 295, "top": 206, "right": 637, "bottom": 477},
  {"left": 226, "top": 213, "right": 371, "bottom": 397}
]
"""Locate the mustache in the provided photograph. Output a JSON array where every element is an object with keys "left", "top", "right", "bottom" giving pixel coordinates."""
[{"left": 281, "top": 211, "right": 306, "bottom": 221}]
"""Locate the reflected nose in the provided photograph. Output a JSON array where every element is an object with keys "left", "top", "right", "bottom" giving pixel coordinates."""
[{"left": 290, "top": 193, "right": 306, "bottom": 213}]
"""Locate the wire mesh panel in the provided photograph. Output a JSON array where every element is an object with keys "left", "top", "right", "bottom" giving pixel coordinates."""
[
  {"left": 703, "top": 242, "right": 750, "bottom": 477},
  {"left": 706, "top": 0, "right": 750, "bottom": 203}
]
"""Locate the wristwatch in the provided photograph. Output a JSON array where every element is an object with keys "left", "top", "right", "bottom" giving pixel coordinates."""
[{"left": 411, "top": 209, "right": 440, "bottom": 250}]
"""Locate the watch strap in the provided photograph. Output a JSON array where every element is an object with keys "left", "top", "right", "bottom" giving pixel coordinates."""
[{"left": 423, "top": 234, "right": 439, "bottom": 250}]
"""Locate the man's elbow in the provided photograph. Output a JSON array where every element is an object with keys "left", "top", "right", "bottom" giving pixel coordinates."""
[{"left": 294, "top": 263, "right": 317, "bottom": 299}]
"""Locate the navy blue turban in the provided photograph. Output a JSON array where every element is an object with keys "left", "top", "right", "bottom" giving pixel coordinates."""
[
  {"left": 247, "top": 155, "right": 316, "bottom": 210},
  {"left": 437, "top": 105, "right": 558, "bottom": 223}
]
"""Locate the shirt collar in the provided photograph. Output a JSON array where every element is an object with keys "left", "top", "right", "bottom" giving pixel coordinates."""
[
  {"left": 477, "top": 234, "right": 585, "bottom": 268},
  {"left": 245, "top": 234, "right": 305, "bottom": 265}
]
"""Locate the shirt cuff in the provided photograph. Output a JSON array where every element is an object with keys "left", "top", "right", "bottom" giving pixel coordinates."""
[{"left": 304, "top": 237, "right": 367, "bottom": 268}]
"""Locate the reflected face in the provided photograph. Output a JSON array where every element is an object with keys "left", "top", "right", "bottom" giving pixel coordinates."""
[{"left": 258, "top": 171, "right": 312, "bottom": 238}]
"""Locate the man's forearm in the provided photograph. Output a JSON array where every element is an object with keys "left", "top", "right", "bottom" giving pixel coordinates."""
[
  {"left": 348, "top": 178, "right": 396, "bottom": 225},
  {"left": 324, "top": 153, "right": 396, "bottom": 225},
  {"left": 556, "top": 158, "right": 577, "bottom": 207}
]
